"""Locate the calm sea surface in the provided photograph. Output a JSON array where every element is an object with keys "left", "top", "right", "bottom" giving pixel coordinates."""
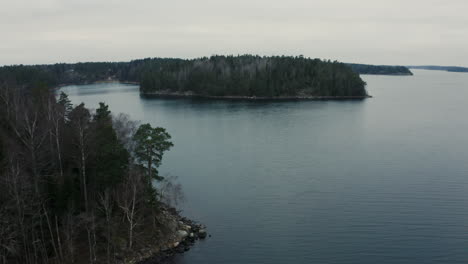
[{"left": 61, "top": 70, "right": 468, "bottom": 264}]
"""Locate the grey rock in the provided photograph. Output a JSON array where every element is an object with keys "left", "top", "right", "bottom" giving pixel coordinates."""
[
  {"left": 198, "top": 229, "right": 207, "bottom": 239},
  {"left": 177, "top": 230, "right": 188, "bottom": 239}
]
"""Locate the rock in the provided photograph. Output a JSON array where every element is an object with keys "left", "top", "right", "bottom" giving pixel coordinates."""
[
  {"left": 173, "top": 242, "right": 179, "bottom": 248},
  {"left": 179, "top": 224, "right": 191, "bottom": 231},
  {"left": 187, "top": 234, "right": 196, "bottom": 243},
  {"left": 198, "top": 229, "right": 207, "bottom": 239},
  {"left": 175, "top": 246, "right": 185, "bottom": 254},
  {"left": 177, "top": 230, "right": 188, "bottom": 239},
  {"left": 166, "top": 219, "right": 178, "bottom": 231}
]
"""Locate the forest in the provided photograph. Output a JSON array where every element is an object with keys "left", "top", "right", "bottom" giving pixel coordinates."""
[
  {"left": 347, "top": 63, "right": 413, "bottom": 75},
  {"left": 138, "top": 55, "right": 369, "bottom": 97},
  {"left": 0, "top": 69, "right": 185, "bottom": 263},
  {"left": 0, "top": 55, "right": 372, "bottom": 98}
]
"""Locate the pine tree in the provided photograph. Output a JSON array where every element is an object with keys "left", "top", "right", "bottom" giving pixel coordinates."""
[{"left": 133, "top": 124, "right": 173, "bottom": 187}]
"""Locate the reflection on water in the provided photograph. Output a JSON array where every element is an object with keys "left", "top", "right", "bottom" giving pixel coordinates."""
[{"left": 61, "top": 82, "right": 138, "bottom": 96}]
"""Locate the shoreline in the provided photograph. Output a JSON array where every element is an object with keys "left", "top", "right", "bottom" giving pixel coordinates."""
[
  {"left": 359, "top": 72, "right": 413, "bottom": 76},
  {"left": 56, "top": 80, "right": 139, "bottom": 88},
  {"left": 141, "top": 91, "right": 372, "bottom": 101},
  {"left": 126, "top": 205, "right": 207, "bottom": 264},
  {"left": 56, "top": 81, "right": 372, "bottom": 100}
]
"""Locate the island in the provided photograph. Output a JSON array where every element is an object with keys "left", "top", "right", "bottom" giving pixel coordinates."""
[
  {"left": 138, "top": 55, "right": 369, "bottom": 99},
  {"left": 347, "top": 63, "right": 413, "bottom": 75},
  {"left": 0, "top": 55, "right": 372, "bottom": 99}
]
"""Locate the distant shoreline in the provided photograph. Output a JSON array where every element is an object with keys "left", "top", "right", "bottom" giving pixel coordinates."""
[
  {"left": 56, "top": 80, "right": 139, "bottom": 88},
  {"left": 57, "top": 81, "right": 372, "bottom": 100},
  {"left": 408, "top": 65, "right": 468, "bottom": 73},
  {"left": 359, "top": 72, "right": 413, "bottom": 76},
  {"left": 141, "top": 91, "right": 372, "bottom": 100}
]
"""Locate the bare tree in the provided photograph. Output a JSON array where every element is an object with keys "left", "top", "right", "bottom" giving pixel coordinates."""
[
  {"left": 98, "top": 189, "right": 113, "bottom": 264},
  {"left": 112, "top": 113, "right": 139, "bottom": 157},
  {"left": 69, "top": 104, "right": 96, "bottom": 263},
  {"left": 62, "top": 207, "right": 77, "bottom": 264},
  {"left": 119, "top": 170, "right": 144, "bottom": 249}
]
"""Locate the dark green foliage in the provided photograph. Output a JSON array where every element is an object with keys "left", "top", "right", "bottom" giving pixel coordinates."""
[
  {"left": 0, "top": 55, "right": 370, "bottom": 98},
  {"left": 347, "top": 63, "right": 413, "bottom": 75},
  {"left": 57, "top": 92, "right": 73, "bottom": 118},
  {"left": 133, "top": 123, "right": 173, "bottom": 183},
  {"left": 138, "top": 55, "right": 368, "bottom": 97},
  {"left": 92, "top": 103, "right": 129, "bottom": 189}
]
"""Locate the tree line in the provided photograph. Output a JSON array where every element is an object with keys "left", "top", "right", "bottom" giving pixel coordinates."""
[
  {"left": 347, "top": 63, "right": 413, "bottom": 75},
  {"left": 0, "top": 73, "right": 181, "bottom": 263},
  {"left": 0, "top": 55, "right": 369, "bottom": 98},
  {"left": 139, "top": 55, "right": 368, "bottom": 97}
]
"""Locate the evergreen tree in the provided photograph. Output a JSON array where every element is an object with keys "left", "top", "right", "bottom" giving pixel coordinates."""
[
  {"left": 57, "top": 91, "right": 73, "bottom": 120},
  {"left": 92, "top": 103, "right": 129, "bottom": 189},
  {"left": 133, "top": 124, "right": 173, "bottom": 185}
]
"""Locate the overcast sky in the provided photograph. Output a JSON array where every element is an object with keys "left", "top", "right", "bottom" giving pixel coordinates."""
[{"left": 1, "top": 0, "right": 467, "bottom": 66}]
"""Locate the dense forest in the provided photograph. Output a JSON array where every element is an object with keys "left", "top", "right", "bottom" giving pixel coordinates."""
[
  {"left": 0, "top": 55, "right": 372, "bottom": 98},
  {"left": 138, "top": 56, "right": 368, "bottom": 97},
  {"left": 347, "top": 63, "right": 413, "bottom": 75},
  {"left": 0, "top": 69, "right": 191, "bottom": 263}
]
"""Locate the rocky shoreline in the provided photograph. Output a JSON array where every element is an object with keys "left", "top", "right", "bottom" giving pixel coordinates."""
[{"left": 128, "top": 206, "right": 208, "bottom": 264}]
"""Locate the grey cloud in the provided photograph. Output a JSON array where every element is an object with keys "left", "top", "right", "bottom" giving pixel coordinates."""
[{"left": 1, "top": 0, "right": 467, "bottom": 66}]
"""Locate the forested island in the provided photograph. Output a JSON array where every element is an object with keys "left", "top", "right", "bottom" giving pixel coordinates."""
[
  {"left": 0, "top": 55, "right": 373, "bottom": 99},
  {"left": 408, "top": 65, "right": 468, "bottom": 73},
  {"left": 347, "top": 63, "right": 413, "bottom": 75},
  {"left": 138, "top": 56, "right": 369, "bottom": 98},
  {"left": 0, "top": 67, "right": 206, "bottom": 263}
]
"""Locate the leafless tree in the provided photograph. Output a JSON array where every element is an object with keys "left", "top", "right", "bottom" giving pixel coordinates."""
[
  {"left": 98, "top": 189, "right": 113, "bottom": 264},
  {"left": 119, "top": 170, "right": 144, "bottom": 249},
  {"left": 112, "top": 113, "right": 139, "bottom": 157}
]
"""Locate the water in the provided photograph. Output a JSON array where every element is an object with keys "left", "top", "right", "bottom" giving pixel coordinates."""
[{"left": 61, "top": 70, "right": 468, "bottom": 264}]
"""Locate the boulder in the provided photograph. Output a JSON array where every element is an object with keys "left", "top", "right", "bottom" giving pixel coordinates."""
[
  {"left": 177, "top": 230, "right": 188, "bottom": 239},
  {"left": 198, "top": 229, "right": 207, "bottom": 239}
]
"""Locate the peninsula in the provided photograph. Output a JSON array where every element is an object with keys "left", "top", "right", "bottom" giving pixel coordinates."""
[{"left": 0, "top": 66, "right": 206, "bottom": 264}]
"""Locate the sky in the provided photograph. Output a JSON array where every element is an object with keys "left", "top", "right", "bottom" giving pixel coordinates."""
[{"left": 1, "top": 0, "right": 467, "bottom": 66}]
